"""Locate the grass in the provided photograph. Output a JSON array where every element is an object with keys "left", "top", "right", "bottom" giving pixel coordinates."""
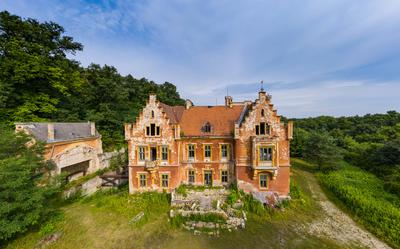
[
  {"left": 5, "top": 168, "right": 360, "bottom": 249},
  {"left": 316, "top": 161, "right": 400, "bottom": 248}
]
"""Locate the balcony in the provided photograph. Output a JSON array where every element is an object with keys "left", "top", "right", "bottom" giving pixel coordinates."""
[
  {"left": 145, "top": 160, "right": 159, "bottom": 171},
  {"left": 252, "top": 161, "right": 276, "bottom": 170}
]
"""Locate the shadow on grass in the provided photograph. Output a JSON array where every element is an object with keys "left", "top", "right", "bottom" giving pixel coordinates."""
[{"left": 291, "top": 158, "right": 318, "bottom": 173}]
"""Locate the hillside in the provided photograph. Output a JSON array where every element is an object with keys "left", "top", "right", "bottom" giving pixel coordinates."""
[{"left": 4, "top": 161, "right": 390, "bottom": 249}]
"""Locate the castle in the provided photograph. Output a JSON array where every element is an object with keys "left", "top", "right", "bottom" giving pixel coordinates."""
[{"left": 124, "top": 88, "right": 293, "bottom": 201}]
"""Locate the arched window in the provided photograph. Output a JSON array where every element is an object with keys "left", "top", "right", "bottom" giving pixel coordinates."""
[
  {"left": 151, "top": 110, "right": 155, "bottom": 118},
  {"left": 202, "top": 122, "right": 211, "bottom": 133},
  {"left": 261, "top": 109, "right": 265, "bottom": 117}
]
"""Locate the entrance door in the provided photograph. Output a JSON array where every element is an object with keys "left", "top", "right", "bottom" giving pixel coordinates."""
[
  {"left": 150, "top": 147, "right": 157, "bottom": 161},
  {"left": 204, "top": 170, "right": 212, "bottom": 186}
]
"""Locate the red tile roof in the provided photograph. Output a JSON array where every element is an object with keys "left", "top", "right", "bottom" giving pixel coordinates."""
[
  {"left": 159, "top": 103, "right": 185, "bottom": 124},
  {"left": 182, "top": 105, "right": 246, "bottom": 136}
]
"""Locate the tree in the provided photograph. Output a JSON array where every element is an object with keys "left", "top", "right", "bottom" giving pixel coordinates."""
[
  {"left": 0, "top": 126, "right": 56, "bottom": 241},
  {"left": 302, "top": 131, "right": 343, "bottom": 171},
  {"left": 290, "top": 128, "right": 310, "bottom": 157},
  {"left": 0, "top": 11, "right": 84, "bottom": 123}
]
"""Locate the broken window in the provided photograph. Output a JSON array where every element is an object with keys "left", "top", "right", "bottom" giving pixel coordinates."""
[
  {"left": 259, "top": 147, "right": 273, "bottom": 161},
  {"left": 146, "top": 123, "right": 160, "bottom": 137},
  {"left": 138, "top": 146, "right": 146, "bottom": 161},
  {"left": 161, "top": 174, "right": 169, "bottom": 187},
  {"left": 188, "top": 170, "right": 195, "bottom": 184},
  {"left": 204, "top": 145, "right": 211, "bottom": 158},
  {"left": 161, "top": 146, "right": 168, "bottom": 161},
  {"left": 260, "top": 174, "right": 267, "bottom": 188},
  {"left": 221, "top": 170, "right": 228, "bottom": 183},
  {"left": 255, "top": 122, "right": 270, "bottom": 135},
  {"left": 139, "top": 174, "right": 147, "bottom": 187},
  {"left": 202, "top": 122, "right": 211, "bottom": 133}
]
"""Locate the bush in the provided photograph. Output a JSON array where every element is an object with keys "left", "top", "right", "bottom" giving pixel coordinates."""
[{"left": 318, "top": 164, "right": 400, "bottom": 247}]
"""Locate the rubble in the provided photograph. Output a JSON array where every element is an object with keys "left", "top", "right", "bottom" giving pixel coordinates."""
[{"left": 170, "top": 187, "right": 247, "bottom": 236}]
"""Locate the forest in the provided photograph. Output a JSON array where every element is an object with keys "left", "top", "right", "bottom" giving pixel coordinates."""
[
  {"left": 0, "top": 11, "right": 185, "bottom": 151},
  {"left": 288, "top": 112, "right": 400, "bottom": 197}
]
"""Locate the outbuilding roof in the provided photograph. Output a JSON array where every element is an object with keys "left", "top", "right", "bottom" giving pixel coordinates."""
[{"left": 15, "top": 122, "right": 99, "bottom": 143}]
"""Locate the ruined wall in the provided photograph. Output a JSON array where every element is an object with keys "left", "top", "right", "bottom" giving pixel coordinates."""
[{"left": 44, "top": 137, "right": 104, "bottom": 174}]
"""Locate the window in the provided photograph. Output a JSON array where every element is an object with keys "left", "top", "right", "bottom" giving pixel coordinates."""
[
  {"left": 138, "top": 146, "right": 146, "bottom": 161},
  {"left": 221, "top": 170, "right": 228, "bottom": 183},
  {"left": 261, "top": 109, "right": 265, "bottom": 117},
  {"left": 161, "top": 146, "right": 168, "bottom": 161},
  {"left": 255, "top": 122, "right": 270, "bottom": 135},
  {"left": 202, "top": 122, "right": 211, "bottom": 132},
  {"left": 188, "top": 144, "right": 195, "bottom": 160},
  {"left": 151, "top": 110, "right": 154, "bottom": 118},
  {"left": 204, "top": 145, "right": 211, "bottom": 158},
  {"left": 221, "top": 144, "right": 228, "bottom": 159},
  {"left": 259, "top": 147, "right": 273, "bottom": 161},
  {"left": 161, "top": 174, "right": 169, "bottom": 187},
  {"left": 150, "top": 147, "right": 157, "bottom": 161},
  {"left": 139, "top": 174, "right": 147, "bottom": 187},
  {"left": 188, "top": 170, "right": 195, "bottom": 184},
  {"left": 260, "top": 174, "right": 267, "bottom": 188},
  {"left": 146, "top": 123, "right": 160, "bottom": 136}
]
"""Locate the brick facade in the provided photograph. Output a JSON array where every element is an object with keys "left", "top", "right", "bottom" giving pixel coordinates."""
[{"left": 125, "top": 90, "right": 293, "bottom": 197}]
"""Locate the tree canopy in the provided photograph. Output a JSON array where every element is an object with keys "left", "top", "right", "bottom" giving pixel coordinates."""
[
  {"left": 0, "top": 11, "right": 185, "bottom": 150},
  {"left": 0, "top": 126, "right": 55, "bottom": 241}
]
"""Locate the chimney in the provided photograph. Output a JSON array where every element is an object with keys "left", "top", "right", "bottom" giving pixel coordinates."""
[
  {"left": 225, "top": 96, "right": 233, "bottom": 108},
  {"left": 90, "top": 122, "right": 96, "bottom": 136},
  {"left": 185, "top": 99, "right": 193, "bottom": 109},
  {"left": 48, "top": 123, "right": 54, "bottom": 140}
]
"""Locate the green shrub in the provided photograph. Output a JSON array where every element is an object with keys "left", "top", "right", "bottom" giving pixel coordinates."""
[{"left": 318, "top": 164, "right": 400, "bottom": 248}]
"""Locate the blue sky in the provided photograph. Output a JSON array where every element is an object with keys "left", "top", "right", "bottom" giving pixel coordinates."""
[{"left": 2, "top": 0, "right": 400, "bottom": 118}]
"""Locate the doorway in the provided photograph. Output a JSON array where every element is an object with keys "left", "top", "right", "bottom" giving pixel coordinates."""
[
  {"left": 204, "top": 170, "right": 212, "bottom": 186},
  {"left": 150, "top": 147, "right": 157, "bottom": 161}
]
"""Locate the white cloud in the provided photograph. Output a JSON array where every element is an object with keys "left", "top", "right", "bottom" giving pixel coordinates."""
[{"left": 2, "top": 0, "right": 400, "bottom": 117}]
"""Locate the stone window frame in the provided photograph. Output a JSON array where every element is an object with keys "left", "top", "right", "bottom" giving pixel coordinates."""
[
  {"left": 138, "top": 146, "right": 146, "bottom": 162},
  {"left": 255, "top": 122, "right": 271, "bottom": 136},
  {"left": 159, "top": 172, "right": 170, "bottom": 188},
  {"left": 161, "top": 145, "right": 168, "bottom": 161},
  {"left": 145, "top": 123, "right": 161, "bottom": 137},
  {"left": 203, "top": 144, "right": 212, "bottom": 160},
  {"left": 187, "top": 144, "right": 196, "bottom": 162},
  {"left": 259, "top": 174, "right": 268, "bottom": 189},
  {"left": 188, "top": 169, "right": 195, "bottom": 184},
  {"left": 259, "top": 146, "right": 273, "bottom": 162},
  {"left": 137, "top": 173, "right": 148, "bottom": 188},
  {"left": 219, "top": 143, "right": 230, "bottom": 161},
  {"left": 220, "top": 170, "right": 228, "bottom": 183}
]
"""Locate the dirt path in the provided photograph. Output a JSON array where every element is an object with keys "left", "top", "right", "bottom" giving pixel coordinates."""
[{"left": 301, "top": 170, "right": 392, "bottom": 249}]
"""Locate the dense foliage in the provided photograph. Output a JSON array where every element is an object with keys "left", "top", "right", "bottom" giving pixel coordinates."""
[
  {"left": 318, "top": 163, "right": 400, "bottom": 248},
  {"left": 0, "top": 11, "right": 185, "bottom": 150},
  {"left": 291, "top": 111, "right": 400, "bottom": 196},
  {"left": 0, "top": 126, "right": 56, "bottom": 241}
]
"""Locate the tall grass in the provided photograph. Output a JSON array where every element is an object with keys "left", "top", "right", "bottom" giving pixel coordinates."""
[{"left": 318, "top": 164, "right": 400, "bottom": 248}]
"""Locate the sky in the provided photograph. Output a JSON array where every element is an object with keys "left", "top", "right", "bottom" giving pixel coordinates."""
[{"left": 2, "top": 0, "right": 400, "bottom": 118}]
